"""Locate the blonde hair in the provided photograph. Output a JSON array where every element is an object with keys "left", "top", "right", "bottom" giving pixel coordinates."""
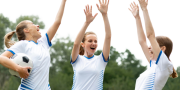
[
  {"left": 4, "top": 20, "right": 28, "bottom": 48},
  {"left": 79, "top": 32, "right": 96, "bottom": 55}
]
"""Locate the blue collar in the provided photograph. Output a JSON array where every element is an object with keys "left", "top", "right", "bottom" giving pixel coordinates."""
[
  {"left": 84, "top": 55, "right": 94, "bottom": 59},
  {"left": 29, "top": 40, "right": 38, "bottom": 44}
]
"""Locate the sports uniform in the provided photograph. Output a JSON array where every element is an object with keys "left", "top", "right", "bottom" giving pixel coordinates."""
[
  {"left": 71, "top": 53, "right": 109, "bottom": 90},
  {"left": 135, "top": 50, "right": 173, "bottom": 90},
  {"left": 7, "top": 33, "right": 52, "bottom": 90}
]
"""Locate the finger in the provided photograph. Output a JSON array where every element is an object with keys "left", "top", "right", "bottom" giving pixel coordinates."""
[
  {"left": 86, "top": 5, "right": 88, "bottom": 13},
  {"left": 133, "top": 2, "right": 136, "bottom": 7},
  {"left": 96, "top": 4, "right": 100, "bottom": 10},
  {"left": 93, "top": 13, "right": 98, "bottom": 18},
  {"left": 107, "top": 0, "right": 109, "bottom": 5},
  {"left": 128, "top": 8, "right": 132, "bottom": 12},
  {"left": 90, "top": 5, "right": 92, "bottom": 13},
  {"left": 87, "top": 5, "right": 89, "bottom": 13},
  {"left": 84, "top": 9, "right": 87, "bottom": 15},
  {"left": 99, "top": 0, "right": 102, "bottom": 4},
  {"left": 105, "top": 0, "right": 107, "bottom": 4},
  {"left": 102, "top": 0, "right": 104, "bottom": 4},
  {"left": 146, "top": 0, "right": 148, "bottom": 5},
  {"left": 130, "top": 3, "right": 133, "bottom": 9}
]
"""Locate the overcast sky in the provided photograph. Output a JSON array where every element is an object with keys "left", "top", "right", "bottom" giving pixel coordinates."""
[{"left": 0, "top": 0, "right": 180, "bottom": 69}]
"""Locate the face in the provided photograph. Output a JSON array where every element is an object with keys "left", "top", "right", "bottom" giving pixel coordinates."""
[
  {"left": 148, "top": 46, "right": 155, "bottom": 60},
  {"left": 25, "top": 20, "right": 41, "bottom": 39},
  {"left": 82, "top": 34, "right": 98, "bottom": 55}
]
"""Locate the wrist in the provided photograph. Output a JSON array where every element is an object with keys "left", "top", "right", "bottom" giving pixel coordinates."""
[
  {"left": 135, "top": 16, "right": 140, "bottom": 19},
  {"left": 142, "top": 8, "right": 148, "bottom": 11},
  {"left": 15, "top": 65, "right": 21, "bottom": 72},
  {"left": 102, "top": 13, "right": 108, "bottom": 17}
]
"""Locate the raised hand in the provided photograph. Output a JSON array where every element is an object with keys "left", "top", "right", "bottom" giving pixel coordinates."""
[
  {"left": 84, "top": 5, "right": 98, "bottom": 23},
  {"left": 129, "top": 2, "right": 139, "bottom": 18},
  {"left": 138, "top": 0, "right": 148, "bottom": 11},
  {"left": 96, "top": 0, "right": 109, "bottom": 15}
]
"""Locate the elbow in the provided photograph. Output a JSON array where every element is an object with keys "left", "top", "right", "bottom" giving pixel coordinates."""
[
  {"left": 147, "top": 33, "right": 155, "bottom": 39},
  {"left": 73, "top": 43, "right": 80, "bottom": 48},
  {"left": 139, "top": 40, "right": 146, "bottom": 45}
]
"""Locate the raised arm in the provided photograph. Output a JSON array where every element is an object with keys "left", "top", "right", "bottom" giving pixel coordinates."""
[
  {"left": 129, "top": 2, "right": 150, "bottom": 62},
  {"left": 47, "top": 0, "right": 67, "bottom": 42},
  {"left": 96, "top": 0, "right": 111, "bottom": 61},
  {"left": 0, "top": 51, "right": 31, "bottom": 79},
  {"left": 139, "top": 0, "right": 161, "bottom": 59},
  {"left": 71, "top": 5, "right": 98, "bottom": 62}
]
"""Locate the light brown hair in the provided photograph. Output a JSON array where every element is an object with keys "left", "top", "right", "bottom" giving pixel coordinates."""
[
  {"left": 156, "top": 36, "right": 178, "bottom": 78},
  {"left": 4, "top": 20, "right": 28, "bottom": 48},
  {"left": 79, "top": 32, "right": 96, "bottom": 55}
]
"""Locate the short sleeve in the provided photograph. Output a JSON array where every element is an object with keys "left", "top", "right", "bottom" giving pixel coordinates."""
[
  {"left": 38, "top": 33, "right": 52, "bottom": 49},
  {"left": 156, "top": 50, "right": 173, "bottom": 74},
  {"left": 7, "top": 41, "right": 26, "bottom": 55},
  {"left": 99, "top": 53, "right": 109, "bottom": 67}
]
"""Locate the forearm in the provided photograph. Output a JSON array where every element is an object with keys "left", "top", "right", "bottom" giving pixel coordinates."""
[
  {"left": 142, "top": 9, "right": 155, "bottom": 38},
  {"left": 0, "top": 56, "right": 20, "bottom": 72},
  {"left": 54, "top": 0, "right": 67, "bottom": 23},
  {"left": 102, "top": 14, "right": 111, "bottom": 39},
  {"left": 135, "top": 16, "right": 146, "bottom": 44},
  {"left": 74, "top": 22, "right": 90, "bottom": 45}
]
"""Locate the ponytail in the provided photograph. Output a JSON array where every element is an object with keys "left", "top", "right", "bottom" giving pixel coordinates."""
[
  {"left": 4, "top": 31, "right": 16, "bottom": 48},
  {"left": 170, "top": 67, "right": 178, "bottom": 78},
  {"left": 79, "top": 44, "right": 84, "bottom": 55}
]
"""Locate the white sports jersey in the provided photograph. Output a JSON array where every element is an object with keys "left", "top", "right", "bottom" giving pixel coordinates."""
[
  {"left": 7, "top": 33, "right": 52, "bottom": 90},
  {"left": 71, "top": 53, "right": 109, "bottom": 90},
  {"left": 135, "top": 50, "right": 173, "bottom": 90}
]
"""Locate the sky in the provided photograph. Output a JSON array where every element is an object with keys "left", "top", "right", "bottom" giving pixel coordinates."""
[{"left": 0, "top": 0, "right": 180, "bottom": 69}]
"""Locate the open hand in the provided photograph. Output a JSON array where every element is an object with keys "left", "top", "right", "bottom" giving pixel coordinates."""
[
  {"left": 96, "top": 0, "right": 109, "bottom": 15},
  {"left": 84, "top": 5, "right": 98, "bottom": 23},
  {"left": 129, "top": 2, "right": 139, "bottom": 18},
  {"left": 138, "top": 0, "right": 148, "bottom": 11}
]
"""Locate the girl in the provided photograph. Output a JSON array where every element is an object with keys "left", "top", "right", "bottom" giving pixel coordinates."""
[
  {"left": 129, "top": 0, "right": 178, "bottom": 90},
  {"left": 71, "top": 0, "right": 111, "bottom": 89},
  {"left": 0, "top": 0, "right": 67, "bottom": 89}
]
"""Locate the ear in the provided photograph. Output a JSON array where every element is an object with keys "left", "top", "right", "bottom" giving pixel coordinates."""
[
  {"left": 160, "top": 46, "right": 166, "bottom": 52},
  {"left": 81, "top": 42, "right": 85, "bottom": 48},
  {"left": 23, "top": 28, "right": 29, "bottom": 33}
]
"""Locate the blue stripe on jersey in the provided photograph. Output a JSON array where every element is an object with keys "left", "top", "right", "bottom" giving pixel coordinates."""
[
  {"left": 46, "top": 33, "right": 52, "bottom": 47},
  {"left": 102, "top": 53, "right": 109, "bottom": 62},
  {"left": 70, "top": 55, "right": 79, "bottom": 64},
  {"left": 150, "top": 60, "right": 152, "bottom": 67},
  {"left": 71, "top": 70, "right": 76, "bottom": 90},
  {"left": 20, "top": 84, "right": 33, "bottom": 90},
  {"left": 143, "top": 73, "right": 155, "bottom": 90},
  {"left": 156, "top": 50, "right": 162, "bottom": 64},
  {"left": 84, "top": 55, "right": 94, "bottom": 59},
  {"left": 7, "top": 49, "right": 15, "bottom": 55},
  {"left": 97, "top": 70, "right": 104, "bottom": 90}
]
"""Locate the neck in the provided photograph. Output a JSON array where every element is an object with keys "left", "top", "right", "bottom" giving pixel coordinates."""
[
  {"left": 25, "top": 36, "right": 38, "bottom": 43},
  {"left": 84, "top": 52, "right": 94, "bottom": 58}
]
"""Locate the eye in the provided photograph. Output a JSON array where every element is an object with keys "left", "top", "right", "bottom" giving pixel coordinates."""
[
  {"left": 94, "top": 40, "right": 97, "bottom": 43},
  {"left": 88, "top": 40, "right": 92, "bottom": 42}
]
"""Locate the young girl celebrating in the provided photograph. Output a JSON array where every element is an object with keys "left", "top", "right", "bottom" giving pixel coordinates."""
[
  {"left": 71, "top": 0, "right": 111, "bottom": 89},
  {"left": 0, "top": 0, "right": 67, "bottom": 89},
  {"left": 129, "top": 0, "right": 178, "bottom": 90}
]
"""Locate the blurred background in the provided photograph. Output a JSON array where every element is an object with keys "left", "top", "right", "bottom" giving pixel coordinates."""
[{"left": 0, "top": 0, "right": 180, "bottom": 90}]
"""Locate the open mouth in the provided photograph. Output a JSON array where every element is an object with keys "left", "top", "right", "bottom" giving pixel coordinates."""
[{"left": 90, "top": 47, "right": 96, "bottom": 50}]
